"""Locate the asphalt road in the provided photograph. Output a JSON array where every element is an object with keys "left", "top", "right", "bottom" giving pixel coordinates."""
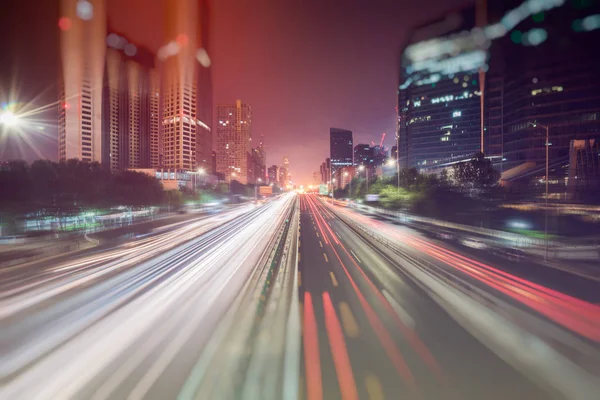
[
  {"left": 298, "top": 194, "right": 550, "bottom": 400},
  {"left": 1, "top": 192, "right": 597, "bottom": 399},
  {"left": 0, "top": 195, "right": 297, "bottom": 399}
]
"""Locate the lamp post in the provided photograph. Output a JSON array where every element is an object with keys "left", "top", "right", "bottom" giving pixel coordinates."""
[
  {"left": 359, "top": 165, "right": 369, "bottom": 195},
  {"left": 386, "top": 159, "right": 397, "bottom": 190},
  {"left": 255, "top": 178, "right": 262, "bottom": 201},
  {"left": 193, "top": 167, "right": 206, "bottom": 193},
  {"left": 528, "top": 121, "right": 550, "bottom": 260}
]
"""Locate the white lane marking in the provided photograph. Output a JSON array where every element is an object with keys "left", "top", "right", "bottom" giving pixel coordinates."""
[
  {"left": 349, "top": 250, "right": 361, "bottom": 264},
  {"left": 382, "top": 289, "right": 416, "bottom": 329}
]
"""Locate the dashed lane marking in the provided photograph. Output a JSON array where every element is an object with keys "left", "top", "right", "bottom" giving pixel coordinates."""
[
  {"left": 339, "top": 302, "right": 359, "bottom": 338},
  {"left": 330, "top": 271, "right": 338, "bottom": 287},
  {"left": 365, "top": 374, "right": 384, "bottom": 400}
]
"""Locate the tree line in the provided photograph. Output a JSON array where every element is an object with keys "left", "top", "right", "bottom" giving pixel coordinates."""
[{"left": 0, "top": 159, "right": 165, "bottom": 214}]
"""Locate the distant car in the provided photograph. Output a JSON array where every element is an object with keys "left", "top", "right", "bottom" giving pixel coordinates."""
[
  {"left": 460, "top": 237, "right": 487, "bottom": 249},
  {"left": 433, "top": 230, "right": 454, "bottom": 241},
  {"left": 492, "top": 247, "right": 529, "bottom": 262}
]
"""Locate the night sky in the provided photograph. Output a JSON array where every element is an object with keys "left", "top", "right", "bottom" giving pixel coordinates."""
[{"left": 1, "top": 0, "right": 466, "bottom": 185}]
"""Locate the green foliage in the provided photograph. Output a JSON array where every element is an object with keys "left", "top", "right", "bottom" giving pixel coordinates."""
[{"left": 378, "top": 186, "right": 414, "bottom": 210}]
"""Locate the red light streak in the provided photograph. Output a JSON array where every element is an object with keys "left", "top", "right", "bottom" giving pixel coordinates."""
[
  {"left": 303, "top": 292, "right": 323, "bottom": 400},
  {"left": 322, "top": 292, "right": 359, "bottom": 400},
  {"left": 332, "top": 202, "right": 600, "bottom": 342},
  {"left": 327, "top": 242, "right": 418, "bottom": 393}
]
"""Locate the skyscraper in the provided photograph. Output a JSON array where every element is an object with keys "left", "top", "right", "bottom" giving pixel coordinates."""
[
  {"left": 58, "top": 0, "right": 106, "bottom": 163},
  {"left": 268, "top": 165, "right": 279, "bottom": 185},
  {"left": 161, "top": 0, "right": 212, "bottom": 171},
  {"left": 103, "top": 31, "right": 156, "bottom": 171},
  {"left": 216, "top": 100, "right": 252, "bottom": 183},
  {"left": 397, "top": 5, "right": 483, "bottom": 171},
  {"left": 196, "top": 0, "right": 213, "bottom": 172},
  {"left": 354, "top": 143, "right": 373, "bottom": 166},
  {"left": 148, "top": 69, "right": 161, "bottom": 167},
  {"left": 485, "top": 0, "right": 600, "bottom": 188},
  {"left": 330, "top": 128, "right": 353, "bottom": 175}
]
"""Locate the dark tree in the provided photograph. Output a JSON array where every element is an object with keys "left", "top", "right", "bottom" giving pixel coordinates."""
[{"left": 453, "top": 152, "right": 500, "bottom": 188}]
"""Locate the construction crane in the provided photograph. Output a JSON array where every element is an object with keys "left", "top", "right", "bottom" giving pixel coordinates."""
[{"left": 380, "top": 132, "right": 386, "bottom": 148}]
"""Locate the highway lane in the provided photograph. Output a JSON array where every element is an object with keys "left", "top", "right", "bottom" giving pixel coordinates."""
[
  {"left": 330, "top": 201, "right": 600, "bottom": 346},
  {"left": 298, "top": 194, "right": 549, "bottom": 400},
  {"left": 0, "top": 194, "right": 297, "bottom": 399}
]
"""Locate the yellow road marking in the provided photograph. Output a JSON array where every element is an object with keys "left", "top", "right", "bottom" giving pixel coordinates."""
[
  {"left": 330, "top": 271, "right": 338, "bottom": 287},
  {"left": 339, "top": 302, "right": 359, "bottom": 338},
  {"left": 316, "top": 232, "right": 319, "bottom": 238},
  {"left": 319, "top": 241, "right": 323, "bottom": 248},
  {"left": 323, "top": 253, "right": 328, "bottom": 262},
  {"left": 298, "top": 271, "right": 302, "bottom": 286},
  {"left": 365, "top": 374, "right": 384, "bottom": 400}
]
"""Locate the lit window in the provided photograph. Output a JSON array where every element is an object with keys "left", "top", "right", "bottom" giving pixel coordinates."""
[{"left": 452, "top": 111, "right": 462, "bottom": 117}]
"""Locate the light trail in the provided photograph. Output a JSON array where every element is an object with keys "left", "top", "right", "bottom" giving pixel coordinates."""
[
  {"left": 0, "top": 194, "right": 298, "bottom": 399},
  {"left": 325, "top": 198, "right": 600, "bottom": 343},
  {"left": 308, "top": 195, "right": 446, "bottom": 383}
]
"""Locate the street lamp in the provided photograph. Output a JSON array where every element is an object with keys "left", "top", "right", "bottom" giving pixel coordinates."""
[
  {"left": 255, "top": 178, "right": 262, "bottom": 201},
  {"left": 0, "top": 110, "right": 19, "bottom": 126},
  {"left": 528, "top": 121, "right": 550, "bottom": 260},
  {"left": 359, "top": 165, "right": 369, "bottom": 195},
  {"left": 192, "top": 167, "right": 206, "bottom": 192}
]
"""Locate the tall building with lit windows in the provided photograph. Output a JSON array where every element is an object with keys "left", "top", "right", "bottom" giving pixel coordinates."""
[
  {"left": 485, "top": 0, "right": 600, "bottom": 190},
  {"left": 148, "top": 69, "right": 161, "bottom": 167},
  {"left": 102, "top": 30, "right": 156, "bottom": 170},
  {"left": 160, "top": 0, "right": 212, "bottom": 171},
  {"left": 58, "top": 0, "right": 106, "bottom": 163},
  {"left": 397, "top": 5, "right": 484, "bottom": 171},
  {"left": 330, "top": 128, "right": 353, "bottom": 175},
  {"left": 216, "top": 100, "right": 251, "bottom": 184}
]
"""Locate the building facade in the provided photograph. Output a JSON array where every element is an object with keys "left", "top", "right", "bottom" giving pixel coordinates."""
[
  {"left": 330, "top": 128, "right": 353, "bottom": 175},
  {"left": 58, "top": 0, "right": 107, "bottom": 163},
  {"left": 397, "top": 5, "right": 484, "bottom": 171},
  {"left": 161, "top": 0, "right": 213, "bottom": 171},
  {"left": 216, "top": 100, "right": 252, "bottom": 183},
  {"left": 485, "top": 0, "right": 600, "bottom": 195},
  {"left": 268, "top": 165, "right": 279, "bottom": 185},
  {"left": 102, "top": 31, "right": 156, "bottom": 171}
]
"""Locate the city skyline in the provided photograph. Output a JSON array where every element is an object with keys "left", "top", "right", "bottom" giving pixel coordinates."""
[{"left": 0, "top": 0, "right": 467, "bottom": 186}]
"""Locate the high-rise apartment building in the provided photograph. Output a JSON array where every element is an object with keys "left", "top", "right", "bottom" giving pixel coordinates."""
[
  {"left": 330, "top": 128, "right": 353, "bottom": 175},
  {"left": 320, "top": 158, "right": 331, "bottom": 184},
  {"left": 103, "top": 31, "right": 156, "bottom": 171},
  {"left": 280, "top": 157, "right": 290, "bottom": 187},
  {"left": 149, "top": 69, "right": 161, "bottom": 167},
  {"left": 161, "top": 0, "right": 212, "bottom": 171},
  {"left": 58, "top": 0, "right": 106, "bottom": 163},
  {"left": 268, "top": 165, "right": 279, "bottom": 185},
  {"left": 216, "top": 100, "right": 252, "bottom": 183},
  {"left": 196, "top": 0, "right": 213, "bottom": 172}
]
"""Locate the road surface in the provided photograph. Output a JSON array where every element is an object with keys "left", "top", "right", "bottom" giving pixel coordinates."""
[
  {"left": 297, "top": 194, "right": 597, "bottom": 400},
  {"left": 1, "top": 192, "right": 598, "bottom": 399}
]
